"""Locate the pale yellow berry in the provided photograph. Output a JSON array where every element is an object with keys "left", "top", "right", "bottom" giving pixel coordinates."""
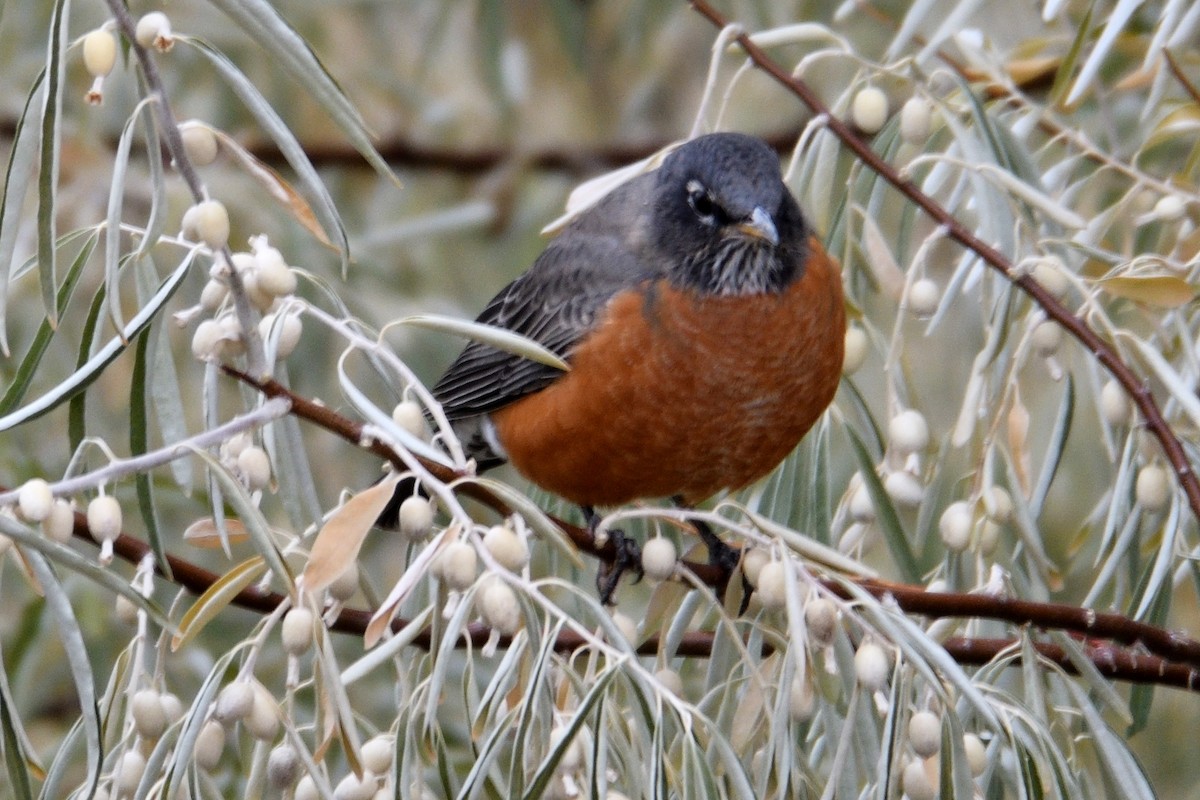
[
  {"left": 86, "top": 495, "right": 122, "bottom": 542},
  {"left": 213, "top": 681, "right": 254, "bottom": 724},
  {"left": 267, "top": 744, "right": 301, "bottom": 790},
  {"left": 1031, "top": 320, "right": 1062, "bottom": 356},
  {"left": 259, "top": 312, "right": 303, "bottom": 359},
  {"left": 391, "top": 401, "right": 429, "bottom": 441},
  {"left": 483, "top": 524, "right": 529, "bottom": 572},
  {"left": 654, "top": 668, "right": 683, "bottom": 696},
  {"left": 43, "top": 498, "right": 76, "bottom": 543},
  {"left": 852, "top": 86, "right": 889, "bottom": 134},
  {"left": 804, "top": 598, "right": 838, "bottom": 646},
  {"left": 899, "top": 96, "right": 932, "bottom": 144},
  {"left": 854, "top": 642, "right": 889, "bottom": 691},
  {"left": 842, "top": 326, "right": 869, "bottom": 374},
  {"left": 479, "top": 580, "right": 521, "bottom": 635},
  {"left": 82, "top": 29, "right": 117, "bottom": 77},
  {"left": 1031, "top": 257, "right": 1069, "bottom": 300},
  {"left": 295, "top": 775, "right": 320, "bottom": 800},
  {"left": 889, "top": 410, "right": 930, "bottom": 455},
  {"left": 254, "top": 249, "right": 297, "bottom": 297},
  {"left": 361, "top": 735, "right": 394, "bottom": 775},
  {"left": 884, "top": 470, "right": 925, "bottom": 508},
  {"left": 333, "top": 773, "right": 374, "bottom": 800},
  {"left": 237, "top": 446, "right": 271, "bottom": 491},
  {"left": 640, "top": 537, "right": 677, "bottom": 582},
  {"left": 244, "top": 682, "right": 279, "bottom": 741},
  {"left": 1135, "top": 464, "right": 1171, "bottom": 512},
  {"left": 159, "top": 692, "right": 184, "bottom": 726},
  {"left": 135, "top": 12, "right": 173, "bottom": 52},
  {"left": 115, "top": 594, "right": 140, "bottom": 626},
  {"left": 979, "top": 519, "right": 1002, "bottom": 556},
  {"left": 740, "top": 547, "right": 769, "bottom": 588},
  {"left": 17, "top": 478, "right": 53, "bottom": 522},
  {"left": 329, "top": 562, "right": 359, "bottom": 601},
  {"left": 437, "top": 542, "right": 477, "bottom": 591},
  {"left": 223, "top": 433, "right": 251, "bottom": 459},
  {"left": 194, "top": 719, "right": 225, "bottom": 767},
  {"left": 848, "top": 481, "right": 875, "bottom": 523},
  {"left": 179, "top": 120, "right": 219, "bottom": 166},
  {"left": 1155, "top": 194, "right": 1186, "bottom": 222},
  {"left": 939, "top": 501, "right": 973, "bottom": 552},
  {"left": 191, "top": 319, "right": 224, "bottom": 361},
  {"left": 908, "top": 710, "right": 941, "bottom": 757},
  {"left": 191, "top": 200, "right": 230, "bottom": 250},
  {"left": 114, "top": 750, "right": 147, "bottom": 796},
  {"left": 789, "top": 676, "right": 815, "bottom": 722},
  {"left": 1100, "top": 380, "right": 1133, "bottom": 427},
  {"left": 281, "top": 607, "right": 315, "bottom": 655},
  {"left": 907, "top": 278, "right": 940, "bottom": 316},
  {"left": 756, "top": 561, "right": 787, "bottom": 609},
  {"left": 982, "top": 487, "right": 1013, "bottom": 524},
  {"left": 181, "top": 204, "right": 202, "bottom": 239},
  {"left": 131, "top": 689, "right": 168, "bottom": 739},
  {"left": 397, "top": 496, "right": 434, "bottom": 539},
  {"left": 902, "top": 758, "right": 936, "bottom": 800},
  {"left": 610, "top": 610, "right": 637, "bottom": 644},
  {"left": 549, "top": 725, "right": 587, "bottom": 771},
  {"left": 200, "top": 277, "right": 229, "bottom": 312},
  {"left": 963, "top": 733, "right": 987, "bottom": 776}
]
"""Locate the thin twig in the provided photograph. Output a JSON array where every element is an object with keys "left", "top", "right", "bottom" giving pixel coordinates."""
[
  {"left": 688, "top": 0, "right": 1200, "bottom": 523},
  {"left": 103, "top": 0, "right": 267, "bottom": 378}
]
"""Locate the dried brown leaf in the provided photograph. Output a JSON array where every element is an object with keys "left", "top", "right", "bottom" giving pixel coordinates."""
[
  {"left": 211, "top": 129, "right": 335, "bottom": 248},
  {"left": 302, "top": 474, "right": 401, "bottom": 592}
]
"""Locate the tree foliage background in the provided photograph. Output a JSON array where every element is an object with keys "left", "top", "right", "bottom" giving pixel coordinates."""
[{"left": 0, "top": 0, "right": 1198, "bottom": 798}]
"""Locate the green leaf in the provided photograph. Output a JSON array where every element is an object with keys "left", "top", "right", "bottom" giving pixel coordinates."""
[
  {"left": 0, "top": 233, "right": 96, "bottom": 415},
  {"left": 22, "top": 549, "right": 102, "bottom": 797},
  {"left": 1030, "top": 375, "right": 1074, "bottom": 515},
  {"left": 399, "top": 313, "right": 571, "bottom": 372},
  {"left": 36, "top": 0, "right": 69, "bottom": 328},
  {"left": 181, "top": 37, "right": 350, "bottom": 270},
  {"left": 846, "top": 427, "right": 921, "bottom": 581},
  {"left": 0, "top": 249, "right": 196, "bottom": 433},
  {"left": 171, "top": 557, "right": 268, "bottom": 651},
  {"left": 131, "top": 325, "right": 171, "bottom": 579},
  {"left": 0, "top": 70, "right": 47, "bottom": 355}
]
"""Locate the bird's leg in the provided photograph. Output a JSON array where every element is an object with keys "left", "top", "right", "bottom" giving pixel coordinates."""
[
  {"left": 672, "top": 497, "right": 740, "bottom": 598},
  {"left": 586, "top": 506, "right": 642, "bottom": 605}
]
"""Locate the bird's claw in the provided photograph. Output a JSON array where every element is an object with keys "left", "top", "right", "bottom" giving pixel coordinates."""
[{"left": 596, "top": 528, "right": 643, "bottom": 605}]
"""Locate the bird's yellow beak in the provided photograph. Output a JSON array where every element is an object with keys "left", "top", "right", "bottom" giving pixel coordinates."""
[{"left": 733, "top": 206, "right": 779, "bottom": 246}]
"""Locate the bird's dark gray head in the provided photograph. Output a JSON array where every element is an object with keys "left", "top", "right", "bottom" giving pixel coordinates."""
[{"left": 651, "top": 133, "right": 810, "bottom": 295}]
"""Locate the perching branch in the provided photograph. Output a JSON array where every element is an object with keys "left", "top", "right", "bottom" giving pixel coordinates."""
[
  {"left": 688, "top": 0, "right": 1200, "bottom": 523},
  {"left": 11, "top": 494, "right": 1196, "bottom": 692}
]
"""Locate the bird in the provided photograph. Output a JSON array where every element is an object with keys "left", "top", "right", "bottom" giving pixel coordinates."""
[{"left": 386, "top": 132, "right": 845, "bottom": 602}]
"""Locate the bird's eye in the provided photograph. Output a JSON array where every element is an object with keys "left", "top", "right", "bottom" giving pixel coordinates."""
[{"left": 686, "top": 180, "right": 721, "bottom": 225}]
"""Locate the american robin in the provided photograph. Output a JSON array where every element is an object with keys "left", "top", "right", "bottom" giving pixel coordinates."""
[{"left": 390, "top": 132, "right": 845, "bottom": 600}]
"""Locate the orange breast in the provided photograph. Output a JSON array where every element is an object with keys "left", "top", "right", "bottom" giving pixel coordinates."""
[{"left": 490, "top": 237, "right": 845, "bottom": 507}]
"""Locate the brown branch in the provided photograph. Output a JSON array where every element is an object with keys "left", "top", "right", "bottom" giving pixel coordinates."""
[
  {"left": 688, "top": 0, "right": 1200, "bottom": 523},
  {"left": 4, "top": 479, "right": 1193, "bottom": 691},
  {"left": 0, "top": 114, "right": 804, "bottom": 178},
  {"left": 943, "top": 637, "right": 1200, "bottom": 691},
  {"left": 241, "top": 127, "right": 810, "bottom": 175},
  {"left": 214, "top": 367, "right": 1200, "bottom": 675},
  {"left": 36, "top": 506, "right": 1200, "bottom": 691}
]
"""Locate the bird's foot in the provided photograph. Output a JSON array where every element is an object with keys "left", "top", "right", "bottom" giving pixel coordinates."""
[
  {"left": 693, "top": 519, "right": 739, "bottom": 594},
  {"left": 586, "top": 507, "right": 643, "bottom": 605}
]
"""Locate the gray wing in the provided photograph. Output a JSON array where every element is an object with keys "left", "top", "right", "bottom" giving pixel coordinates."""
[{"left": 432, "top": 231, "right": 652, "bottom": 420}]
